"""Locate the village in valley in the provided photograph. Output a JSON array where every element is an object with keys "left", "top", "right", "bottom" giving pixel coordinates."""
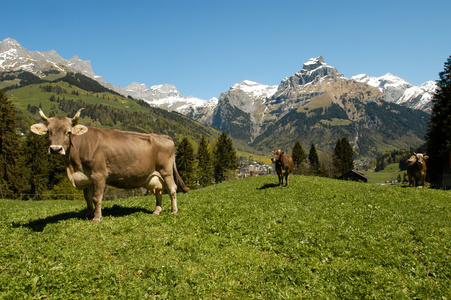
[{"left": 238, "top": 157, "right": 274, "bottom": 179}]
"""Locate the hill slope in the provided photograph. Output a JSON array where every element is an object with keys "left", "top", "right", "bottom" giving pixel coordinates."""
[
  {"left": 1, "top": 176, "right": 450, "bottom": 298},
  {"left": 3, "top": 70, "right": 221, "bottom": 146}
]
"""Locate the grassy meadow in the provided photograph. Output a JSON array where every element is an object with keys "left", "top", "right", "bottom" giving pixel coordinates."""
[
  {"left": 1, "top": 175, "right": 450, "bottom": 299},
  {"left": 366, "top": 163, "right": 406, "bottom": 184}
]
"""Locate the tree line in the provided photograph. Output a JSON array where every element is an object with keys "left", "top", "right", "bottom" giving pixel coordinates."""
[{"left": 289, "top": 137, "right": 354, "bottom": 178}]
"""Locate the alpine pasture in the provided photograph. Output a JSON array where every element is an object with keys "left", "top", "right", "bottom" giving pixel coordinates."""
[{"left": 1, "top": 175, "right": 449, "bottom": 299}]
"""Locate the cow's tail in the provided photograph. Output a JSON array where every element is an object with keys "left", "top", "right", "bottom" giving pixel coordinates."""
[{"left": 173, "top": 161, "right": 189, "bottom": 193}]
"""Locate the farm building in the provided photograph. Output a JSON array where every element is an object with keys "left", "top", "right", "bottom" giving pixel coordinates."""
[{"left": 338, "top": 170, "right": 369, "bottom": 183}]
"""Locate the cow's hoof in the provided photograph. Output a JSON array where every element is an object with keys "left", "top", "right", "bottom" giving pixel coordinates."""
[
  {"left": 171, "top": 210, "right": 178, "bottom": 214},
  {"left": 152, "top": 207, "right": 162, "bottom": 216},
  {"left": 91, "top": 218, "right": 101, "bottom": 223}
]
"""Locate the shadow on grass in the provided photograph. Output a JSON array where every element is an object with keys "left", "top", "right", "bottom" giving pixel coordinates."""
[
  {"left": 13, "top": 204, "right": 154, "bottom": 232},
  {"left": 257, "top": 183, "right": 280, "bottom": 190}
]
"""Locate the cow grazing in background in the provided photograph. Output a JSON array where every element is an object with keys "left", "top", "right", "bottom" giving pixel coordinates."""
[
  {"left": 271, "top": 149, "right": 294, "bottom": 187},
  {"left": 406, "top": 153, "right": 429, "bottom": 187},
  {"left": 30, "top": 109, "right": 189, "bottom": 223}
]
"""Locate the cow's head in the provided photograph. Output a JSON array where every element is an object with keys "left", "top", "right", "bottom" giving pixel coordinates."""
[
  {"left": 30, "top": 108, "right": 88, "bottom": 155},
  {"left": 412, "top": 153, "right": 429, "bottom": 170},
  {"left": 271, "top": 149, "right": 284, "bottom": 164}
]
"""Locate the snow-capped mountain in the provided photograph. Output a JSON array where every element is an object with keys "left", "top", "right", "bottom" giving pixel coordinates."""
[
  {"left": 1, "top": 38, "right": 432, "bottom": 157},
  {"left": 0, "top": 38, "right": 216, "bottom": 115},
  {"left": 116, "top": 82, "right": 217, "bottom": 116},
  {"left": 1, "top": 38, "right": 96, "bottom": 79},
  {"left": 0, "top": 38, "right": 435, "bottom": 115},
  {"left": 351, "top": 73, "right": 436, "bottom": 111},
  {"left": 396, "top": 81, "right": 437, "bottom": 111},
  {"left": 246, "top": 56, "right": 430, "bottom": 156},
  {"left": 272, "top": 56, "right": 346, "bottom": 101}
]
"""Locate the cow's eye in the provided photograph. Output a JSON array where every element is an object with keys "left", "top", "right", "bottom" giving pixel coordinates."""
[{"left": 66, "top": 131, "right": 71, "bottom": 136}]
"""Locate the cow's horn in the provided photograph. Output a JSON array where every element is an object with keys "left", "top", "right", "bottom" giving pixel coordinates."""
[
  {"left": 72, "top": 108, "right": 85, "bottom": 125},
  {"left": 38, "top": 108, "right": 49, "bottom": 122}
]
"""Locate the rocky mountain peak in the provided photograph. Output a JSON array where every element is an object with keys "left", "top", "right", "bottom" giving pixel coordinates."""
[
  {"left": 272, "top": 56, "right": 345, "bottom": 101},
  {"left": 301, "top": 56, "right": 326, "bottom": 71},
  {"left": 0, "top": 38, "right": 21, "bottom": 51}
]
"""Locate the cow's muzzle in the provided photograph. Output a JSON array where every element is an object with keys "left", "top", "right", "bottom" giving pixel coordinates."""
[{"left": 49, "top": 145, "right": 66, "bottom": 155}]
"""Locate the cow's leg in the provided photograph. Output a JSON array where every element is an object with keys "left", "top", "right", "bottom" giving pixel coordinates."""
[
  {"left": 83, "top": 186, "right": 94, "bottom": 219},
  {"left": 152, "top": 190, "right": 163, "bottom": 216},
  {"left": 91, "top": 175, "right": 106, "bottom": 223},
  {"left": 285, "top": 173, "right": 289, "bottom": 187},
  {"left": 278, "top": 173, "right": 283, "bottom": 186},
  {"left": 162, "top": 174, "right": 178, "bottom": 214}
]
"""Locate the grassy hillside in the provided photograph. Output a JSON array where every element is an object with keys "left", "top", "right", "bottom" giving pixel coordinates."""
[
  {"left": 5, "top": 77, "right": 221, "bottom": 147},
  {"left": 1, "top": 176, "right": 449, "bottom": 299},
  {"left": 7, "top": 81, "right": 145, "bottom": 116}
]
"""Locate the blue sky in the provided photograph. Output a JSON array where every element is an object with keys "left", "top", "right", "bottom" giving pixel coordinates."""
[{"left": 2, "top": 0, "right": 451, "bottom": 100}]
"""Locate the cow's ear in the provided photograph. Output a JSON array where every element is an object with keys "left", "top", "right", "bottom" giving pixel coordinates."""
[
  {"left": 281, "top": 151, "right": 285, "bottom": 155},
  {"left": 30, "top": 123, "right": 48, "bottom": 135},
  {"left": 72, "top": 125, "right": 88, "bottom": 136},
  {"left": 424, "top": 155, "right": 429, "bottom": 160},
  {"left": 271, "top": 151, "right": 275, "bottom": 155}
]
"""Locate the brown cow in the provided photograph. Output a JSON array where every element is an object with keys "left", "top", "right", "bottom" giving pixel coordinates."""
[
  {"left": 406, "top": 153, "right": 429, "bottom": 187},
  {"left": 271, "top": 149, "right": 294, "bottom": 186},
  {"left": 30, "top": 109, "right": 189, "bottom": 223}
]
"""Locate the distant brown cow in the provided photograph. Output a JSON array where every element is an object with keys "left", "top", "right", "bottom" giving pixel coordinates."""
[
  {"left": 406, "top": 153, "right": 429, "bottom": 187},
  {"left": 30, "top": 109, "right": 189, "bottom": 223},
  {"left": 271, "top": 149, "right": 294, "bottom": 186}
]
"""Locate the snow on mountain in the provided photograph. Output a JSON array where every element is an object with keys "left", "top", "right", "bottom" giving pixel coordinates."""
[
  {"left": 351, "top": 73, "right": 412, "bottom": 103},
  {"left": 0, "top": 38, "right": 436, "bottom": 114},
  {"left": 231, "top": 80, "right": 278, "bottom": 100},
  {"left": 0, "top": 38, "right": 216, "bottom": 115},
  {"left": 120, "top": 82, "right": 216, "bottom": 114},
  {"left": 0, "top": 38, "right": 92, "bottom": 75},
  {"left": 272, "top": 56, "right": 347, "bottom": 101},
  {"left": 396, "top": 81, "right": 437, "bottom": 111},
  {"left": 351, "top": 73, "right": 436, "bottom": 111}
]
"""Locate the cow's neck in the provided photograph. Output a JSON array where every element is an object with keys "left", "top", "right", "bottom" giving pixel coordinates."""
[{"left": 62, "top": 143, "right": 83, "bottom": 188}]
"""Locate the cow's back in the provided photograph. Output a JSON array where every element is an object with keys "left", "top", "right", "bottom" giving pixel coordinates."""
[{"left": 281, "top": 154, "right": 294, "bottom": 172}]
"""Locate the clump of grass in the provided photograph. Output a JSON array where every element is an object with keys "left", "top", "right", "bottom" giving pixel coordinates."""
[{"left": 0, "top": 175, "right": 450, "bottom": 299}]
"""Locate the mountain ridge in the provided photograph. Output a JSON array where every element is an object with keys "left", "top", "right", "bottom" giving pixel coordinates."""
[
  {"left": 0, "top": 38, "right": 435, "bottom": 113},
  {"left": 0, "top": 38, "right": 434, "bottom": 157}
]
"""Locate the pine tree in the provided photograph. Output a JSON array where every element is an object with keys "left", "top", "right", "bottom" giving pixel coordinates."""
[
  {"left": 292, "top": 140, "right": 306, "bottom": 173},
  {"left": 197, "top": 135, "right": 213, "bottom": 187},
  {"left": 426, "top": 56, "right": 451, "bottom": 185},
  {"left": 22, "top": 133, "right": 50, "bottom": 199},
  {"left": 176, "top": 137, "right": 196, "bottom": 189},
  {"left": 308, "top": 143, "right": 320, "bottom": 176},
  {"left": 214, "top": 132, "right": 239, "bottom": 183},
  {"left": 0, "top": 90, "right": 29, "bottom": 197},
  {"left": 333, "top": 137, "right": 354, "bottom": 176}
]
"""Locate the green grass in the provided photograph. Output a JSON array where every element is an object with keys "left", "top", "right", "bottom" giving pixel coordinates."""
[
  {"left": 367, "top": 163, "right": 405, "bottom": 184},
  {"left": 1, "top": 176, "right": 450, "bottom": 299}
]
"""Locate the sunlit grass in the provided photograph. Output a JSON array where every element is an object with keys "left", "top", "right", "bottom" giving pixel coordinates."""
[{"left": 1, "top": 175, "right": 449, "bottom": 299}]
